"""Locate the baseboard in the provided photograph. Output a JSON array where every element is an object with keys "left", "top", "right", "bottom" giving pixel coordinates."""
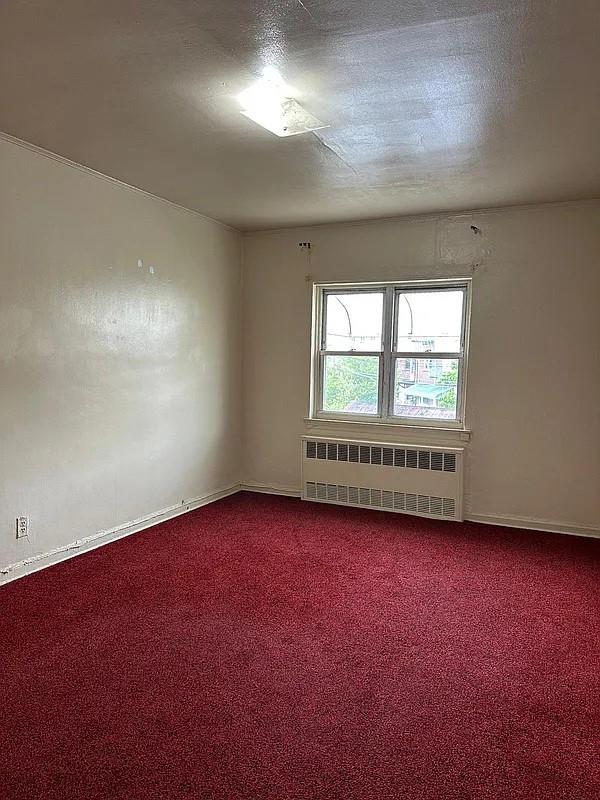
[
  {"left": 240, "top": 482, "right": 302, "bottom": 498},
  {"left": 465, "top": 512, "right": 600, "bottom": 539},
  {"left": 242, "top": 483, "right": 600, "bottom": 540},
  {"left": 3, "top": 485, "right": 596, "bottom": 586},
  {"left": 0, "top": 483, "right": 241, "bottom": 586}
]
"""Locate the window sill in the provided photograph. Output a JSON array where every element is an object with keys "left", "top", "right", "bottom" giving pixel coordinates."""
[{"left": 304, "top": 416, "right": 471, "bottom": 443}]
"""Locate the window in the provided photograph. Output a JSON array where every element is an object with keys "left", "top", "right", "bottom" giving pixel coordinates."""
[{"left": 311, "top": 280, "right": 470, "bottom": 426}]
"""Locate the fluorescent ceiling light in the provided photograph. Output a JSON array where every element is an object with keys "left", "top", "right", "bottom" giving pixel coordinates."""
[{"left": 237, "top": 68, "right": 328, "bottom": 137}]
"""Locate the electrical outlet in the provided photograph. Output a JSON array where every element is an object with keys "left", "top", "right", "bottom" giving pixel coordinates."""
[{"left": 16, "top": 516, "right": 30, "bottom": 539}]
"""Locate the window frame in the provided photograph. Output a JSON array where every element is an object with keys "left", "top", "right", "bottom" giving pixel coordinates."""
[{"left": 310, "top": 279, "right": 471, "bottom": 429}]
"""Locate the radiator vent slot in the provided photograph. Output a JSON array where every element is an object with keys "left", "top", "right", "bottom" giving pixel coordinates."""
[
  {"left": 406, "top": 450, "right": 418, "bottom": 469},
  {"left": 443, "top": 453, "right": 456, "bottom": 472},
  {"left": 306, "top": 440, "right": 317, "bottom": 460},
  {"left": 305, "top": 440, "right": 457, "bottom": 473},
  {"left": 431, "top": 452, "right": 443, "bottom": 471},
  {"left": 304, "top": 482, "right": 457, "bottom": 518}
]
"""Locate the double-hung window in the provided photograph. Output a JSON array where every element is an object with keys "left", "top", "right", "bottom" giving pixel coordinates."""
[{"left": 312, "top": 280, "right": 470, "bottom": 426}]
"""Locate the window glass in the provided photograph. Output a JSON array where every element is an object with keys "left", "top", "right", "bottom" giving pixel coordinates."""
[
  {"left": 315, "top": 282, "right": 469, "bottom": 426},
  {"left": 393, "top": 358, "right": 459, "bottom": 420},
  {"left": 322, "top": 355, "right": 380, "bottom": 414},
  {"left": 324, "top": 292, "right": 383, "bottom": 351},
  {"left": 396, "top": 290, "right": 463, "bottom": 353}
]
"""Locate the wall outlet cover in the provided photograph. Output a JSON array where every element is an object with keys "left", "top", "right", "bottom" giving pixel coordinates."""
[{"left": 16, "top": 516, "right": 30, "bottom": 540}]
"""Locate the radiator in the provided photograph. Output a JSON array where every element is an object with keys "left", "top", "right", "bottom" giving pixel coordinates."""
[{"left": 301, "top": 437, "right": 464, "bottom": 521}]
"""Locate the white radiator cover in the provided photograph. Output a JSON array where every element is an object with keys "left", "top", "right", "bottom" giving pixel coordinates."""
[{"left": 301, "top": 436, "right": 464, "bottom": 521}]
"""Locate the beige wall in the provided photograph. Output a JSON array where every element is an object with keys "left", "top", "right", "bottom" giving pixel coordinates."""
[
  {"left": 0, "top": 136, "right": 242, "bottom": 572},
  {"left": 1, "top": 132, "right": 598, "bottom": 577},
  {"left": 242, "top": 202, "right": 600, "bottom": 532}
]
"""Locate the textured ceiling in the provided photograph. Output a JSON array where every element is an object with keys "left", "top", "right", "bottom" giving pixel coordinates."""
[{"left": 1, "top": 1, "right": 599, "bottom": 230}]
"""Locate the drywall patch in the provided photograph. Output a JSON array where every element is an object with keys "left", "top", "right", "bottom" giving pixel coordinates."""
[{"left": 438, "top": 217, "right": 490, "bottom": 267}]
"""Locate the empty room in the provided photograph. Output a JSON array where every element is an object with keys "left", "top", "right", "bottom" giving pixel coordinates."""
[{"left": 1, "top": 2, "right": 599, "bottom": 799}]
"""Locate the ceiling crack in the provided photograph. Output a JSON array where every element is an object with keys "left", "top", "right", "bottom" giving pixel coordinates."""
[{"left": 296, "top": 0, "right": 315, "bottom": 20}]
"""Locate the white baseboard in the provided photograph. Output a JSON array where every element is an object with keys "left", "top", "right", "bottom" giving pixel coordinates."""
[
  {"left": 465, "top": 512, "right": 600, "bottom": 539},
  {"left": 0, "top": 483, "right": 241, "bottom": 586},
  {"left": 242, "top": 483, "right": 600, "bottom": 540},
  {"left": 240, "top": 482, "right": 301, "bottom": 498},
  {"left": 3, "top": 484, "right": 596, "bottom": 587}
]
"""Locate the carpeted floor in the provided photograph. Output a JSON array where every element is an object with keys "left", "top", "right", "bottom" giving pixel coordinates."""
[{"left": 1, "top": 492, "right": 599, "bottom": 800}]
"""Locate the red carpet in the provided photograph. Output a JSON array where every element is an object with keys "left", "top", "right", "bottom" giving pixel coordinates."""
[{"left": 1, "top": 492, "right": 599, "bottom": 799}]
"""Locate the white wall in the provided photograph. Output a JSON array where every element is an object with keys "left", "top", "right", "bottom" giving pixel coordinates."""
[
  {"left": 242, "top": 202, "right": 600, "bottom": 533},
  {"left": 0, "top": 136, "right": 242, "bottom": 572},
  {"left": 1, "top": 133, "right": 598, "bottom": 578}
]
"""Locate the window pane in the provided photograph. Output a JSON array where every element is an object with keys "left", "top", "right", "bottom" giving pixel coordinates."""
[
  {"left": 325, "top": 292, "right": 383, "bottom": 351},
  {"left": 322, "top": 355, "right": 379, "bottom": 415},
  {"left": 393, "top": 358, "right": 459, "bottom": 420},
  {"left": 396, "top": 290, "right": 463, "bottom": 353}
]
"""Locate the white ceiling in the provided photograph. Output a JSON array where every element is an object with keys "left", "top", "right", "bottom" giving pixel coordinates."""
[{"left": 1, "top": 1, "right": 599, "bottom": 230}]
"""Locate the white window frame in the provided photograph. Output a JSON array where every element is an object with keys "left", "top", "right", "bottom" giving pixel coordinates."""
[{"left": 310, "top": 278, "right": 471, "bottom": 429}]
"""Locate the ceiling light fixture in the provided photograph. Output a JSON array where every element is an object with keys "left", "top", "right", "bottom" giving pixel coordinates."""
[{"left": 237, "top": 68, "right": 328, "bottom": 137}]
